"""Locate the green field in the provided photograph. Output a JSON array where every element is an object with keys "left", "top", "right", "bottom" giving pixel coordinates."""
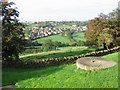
[
  {"left": 36, "top": 34, "right": 71, "bottom": 44},
  {"left": 3, "top": 52, "right": 118, "bottom": 88},
  {"left": 20, "top": 46, "right": 94, "bottom": 60},
  {"left": 35, "top": 31, "right": 86, "bottom": 44},
  {"left": 72, "top": 31, "right": 86, "bottom": 41}
]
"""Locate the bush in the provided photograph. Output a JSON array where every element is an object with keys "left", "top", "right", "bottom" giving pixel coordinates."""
[
  {"left": 43, "top": 39, "right": 57, "bottom": 51},
  {"left": 69, "top": 42, "right": 77, "bottom": 46},
  {"left": 77, "top": 40, "right": 85, "bottom": 46},
  {"left": 21, "top": 46, "right": 44, "bottom": 55},
  {"left": 25, "top": 40, "right": 42, "bottom": 47}
]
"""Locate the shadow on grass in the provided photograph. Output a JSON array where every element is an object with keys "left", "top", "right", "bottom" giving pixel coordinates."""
[
  {"left": 43, "top": 49, "right": 93, "bottom": 58},
  {"left": 2, "top": 49, "right": 95, "bottom": 86},
  {"left": 2, "top": 64, "right": 65, "bottom": 86},
  {"left": 21, "top": 49, "right": 94, "bottom": 60}
]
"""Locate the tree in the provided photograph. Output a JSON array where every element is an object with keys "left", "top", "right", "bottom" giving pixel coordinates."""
[
  {"left": 98, "top": 28, "right": 113, "bottom": 49},
  {"left": 107, "top": 8, "right": 120, "bottom": 46},
  {"left": 2, "top": 2, "right": 27, "bottom": 62},
  {"left": 65, "top": 31, "right": 73, "bottom": 39},
  {"left": 85, "top": 17, "right": 104, "bottom": 49},
  {"left": 43, "top": 39, "right": 57, "bottom": 51},
  {"left": 85, "top": 10, "right": 120, "bottom": 49}
]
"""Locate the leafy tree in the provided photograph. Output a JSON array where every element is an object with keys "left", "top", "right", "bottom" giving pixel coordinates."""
[
  {"left": 2, "top": 2, "right": 27, "bottom": 62},
  {"left": 111, "top": 9, "right": 120, "bottom": 46},
  {"left": 43, "top": 39, "right": 57, "bottom": 51},
  {"left": 65, "top": 31, "right": 73, "bottom": 39},
  {"left": 85, "top": 17, "right": 104, "bottom": 49},
  {"left": 80, "top": 21, "right": 88, "bottom": 26},
  {"left": 104, "top": 9, "right": 120, "bottom": 46},
  {"left": 37, "top": 22, "right": 47, "bottom": 27},
  {"left": 77, "top": 40, "right": 85, "bottom": 46},
  {"left": 85, "top": 9, "right": 120, "bottom": 49},
  {"left": 98, "top": 28, "right": 113, "bottom": 49}
]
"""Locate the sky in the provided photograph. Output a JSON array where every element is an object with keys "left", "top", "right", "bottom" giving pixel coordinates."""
[{"left": 9, "top": 0, "right": 119, "bottom": 22}]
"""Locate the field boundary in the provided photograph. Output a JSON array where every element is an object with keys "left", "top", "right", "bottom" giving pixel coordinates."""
[{"left": 2, "top": 46, "right": 120, "bottom": 68}]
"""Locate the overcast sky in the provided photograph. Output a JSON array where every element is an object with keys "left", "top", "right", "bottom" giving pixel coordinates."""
[{"left": 9, "top": 0, "right": 119, "bottom": 21}]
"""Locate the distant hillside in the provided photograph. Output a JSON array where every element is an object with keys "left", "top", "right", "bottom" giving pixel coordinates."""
[
  {"left": 35, "top": 34, "right": 71, "bottom": 44},
  {"left": 34, "top": 31, "right": 86, "bottom": 44}
]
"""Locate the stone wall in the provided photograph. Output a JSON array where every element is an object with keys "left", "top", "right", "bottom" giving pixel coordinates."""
[{"left": 2, "top": 46, "right": 120, "bottom": 68}]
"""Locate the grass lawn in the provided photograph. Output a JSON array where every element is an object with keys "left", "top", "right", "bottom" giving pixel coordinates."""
[{"left": 2, "top": 52, "right": 118, "bottom": 88}]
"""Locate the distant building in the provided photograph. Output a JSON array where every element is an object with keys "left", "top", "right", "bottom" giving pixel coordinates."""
[
  {"left": 32, "top": 27, "right": 39, "bottom": 33},
  {"left": 72, "top": 25, "right": 77, "bottom": 27},
  {"left": 81, "top": 26, "right": 87, "bottom": 31}
]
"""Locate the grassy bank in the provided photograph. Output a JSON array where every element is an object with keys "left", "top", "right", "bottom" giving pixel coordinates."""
[
  {"left": 20, "top": 46, "right": 93, "bottom": 61},
  {"left": 3, "top": 52, "right": 118, "bottom": 88}
]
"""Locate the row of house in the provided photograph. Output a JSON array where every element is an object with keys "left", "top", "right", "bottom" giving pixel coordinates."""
[{"left": 29, "top": 25, "right": 87, "bottom": 38}]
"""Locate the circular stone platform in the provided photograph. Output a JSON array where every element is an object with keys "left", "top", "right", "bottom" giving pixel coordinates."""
[{"left": 76, "top": 57, "right": 117, "bottom": 70}]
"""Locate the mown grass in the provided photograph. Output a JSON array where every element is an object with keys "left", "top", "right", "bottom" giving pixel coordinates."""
[{"left": 2, "top": 52, "right": 118, "bottom": 88}]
